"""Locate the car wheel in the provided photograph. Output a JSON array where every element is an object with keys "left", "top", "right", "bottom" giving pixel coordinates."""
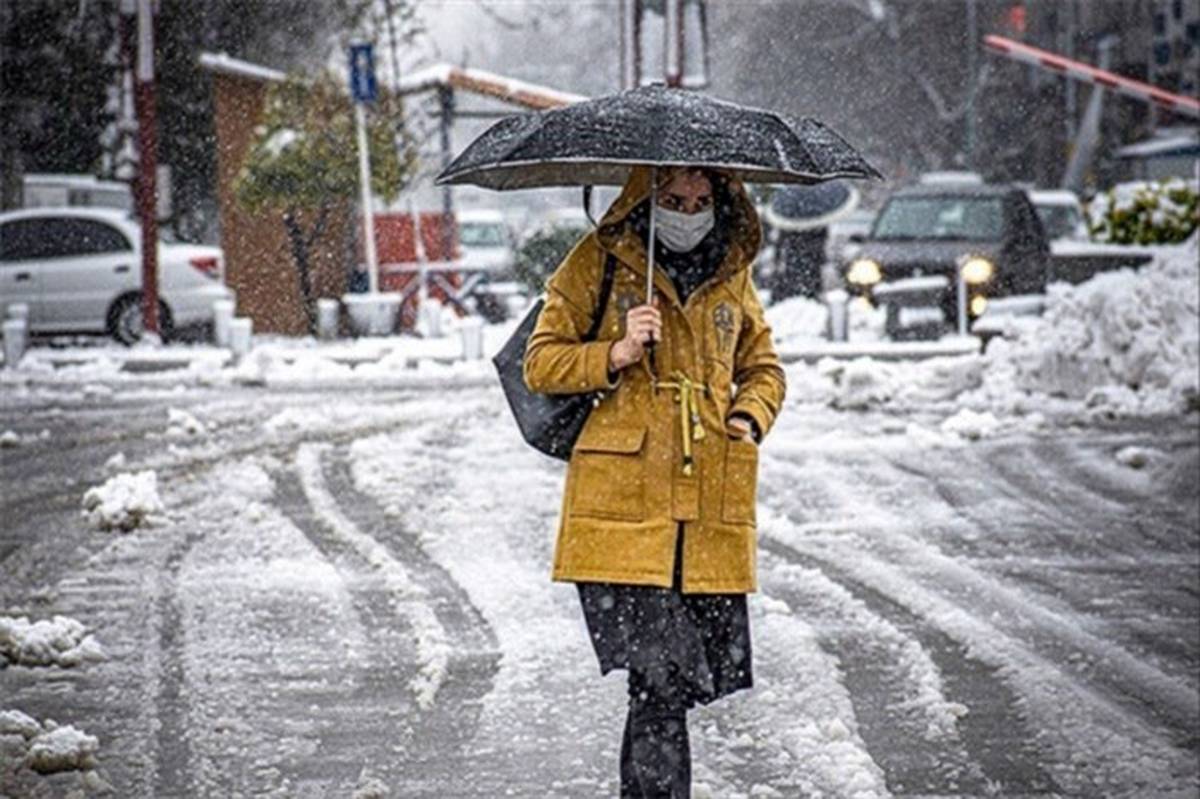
[{"left": 106, "top": 294, "right": 173, "bottom": 346}]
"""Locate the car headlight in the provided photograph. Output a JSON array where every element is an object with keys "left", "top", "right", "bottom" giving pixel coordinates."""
[
  {"left": 969, "top": 295, "right": 988, "bottom": 316},
  {"left": 960, "top": 256, "right": 994, "bottom": 284},
  {"left": 847, "top": 258, "right": 882, "bottom": 286}
]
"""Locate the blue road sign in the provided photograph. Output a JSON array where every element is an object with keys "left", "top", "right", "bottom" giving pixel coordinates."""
[{"left": 349, "top": 43, "right": 377, "bottom": 103}]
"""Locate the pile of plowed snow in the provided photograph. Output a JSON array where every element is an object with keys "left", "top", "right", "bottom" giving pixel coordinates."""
[
  {"left": 977, "top": 236, "right": 1199, "bottom": 415},
  {"left": 0, "top": 710, "right": 99, "bottom": 774},
  {"left": 0, "top": 616, "right": 105, "bottom": 667},
  {"left": 81, "top": 470, "right": 165, "bottom": 531}
]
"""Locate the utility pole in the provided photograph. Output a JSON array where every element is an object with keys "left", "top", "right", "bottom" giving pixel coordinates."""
[
  {"left": 665, "top": 0, "right": 682, "bottom": 88},
  {"left": 619, "top": 0, "right": 640, "bottom": 90},
  {"left": 349, "top": 43, "right": 380, "bottom": 294},
  {"left": 129, "top": 0, "right": 160, "bottom": 339},
  {"left": 965, "top": 0, "right": 978, "bottom": 171}
]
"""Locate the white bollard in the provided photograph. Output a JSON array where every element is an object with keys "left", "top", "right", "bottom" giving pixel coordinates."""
[
  {"left": 459, "top": 316, "right": 484, "bottom": 360},
  {"left": 6, "top": 303, "right": 29, "bottom": 321},
  {"left": 316, "top": 299, "right": 340, "bottom": 341},
  {"left": 3, "top": 318, "right": 28, "bottom": 368},
  {"left": 229, "top": 317, "right": 253, "bottom": 357},
  {"left": 213, "top": 299, "right": 235, "bottom": 347},
  {"left": 824, "top": 289, "right": 849, "bottom": 342}
]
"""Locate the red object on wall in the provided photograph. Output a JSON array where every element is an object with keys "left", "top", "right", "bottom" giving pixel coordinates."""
[
  {"left": 369, "top": 212, "right": 459, "bottom": 264},
  {"left": 362, "top": 212, "right": 464, "bottom": 329}
]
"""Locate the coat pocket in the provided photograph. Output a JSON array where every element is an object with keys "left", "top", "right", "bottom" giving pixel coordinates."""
[
  {"left": 570, "top": 425, "right": 647, "bottom": 521},
  {"left": 721, "top": 437, "right": 759, "bottom": 525}
]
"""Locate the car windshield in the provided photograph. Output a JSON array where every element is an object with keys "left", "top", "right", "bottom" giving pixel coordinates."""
[
  {"left": 1035, "top": 205, "right": 1082, "bottom": 240},
  {"left": 872, "top": 196, "right": 1004, "bottom": 241},
  {"left": 460, "top": 222, "right": 507, "bottom": 248}
]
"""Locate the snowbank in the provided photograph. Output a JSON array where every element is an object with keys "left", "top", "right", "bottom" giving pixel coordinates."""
[
  {"left": 0, "top": 615, "right": 106, "bottom": 667},
  {"left": 81, "top": 470, "right": 166, "bottom": 531},
  {"left": 783, "top": 237, "right": 1198, "bottom": 421},
  {"left": 814, "top": 354, "right": 986, "bottom": 411},
  {"left": 766, "top": 295, "right": 828, "bottom": 344},
  {"left": 977, "top": 236, "right": 1199, "bottom": 415},
  {"left": 767, "top": 294, "right": 887, "bottom": 348},
  {"left": 0, "top": 711, "right": 99, "bottom": 774}
]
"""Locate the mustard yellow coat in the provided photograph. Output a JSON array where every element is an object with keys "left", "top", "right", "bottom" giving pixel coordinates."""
[{"left": 523, "top": 166, "right": 786, "bottom": 593}]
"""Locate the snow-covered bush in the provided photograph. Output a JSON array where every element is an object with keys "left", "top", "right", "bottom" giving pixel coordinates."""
[{"left": 1087, "top": 178, "right": 1198, "bottom": 245}]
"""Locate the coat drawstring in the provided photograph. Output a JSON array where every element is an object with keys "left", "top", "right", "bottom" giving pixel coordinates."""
[{"left": 653, "top": 372, "right": 710, "bottom": 476}]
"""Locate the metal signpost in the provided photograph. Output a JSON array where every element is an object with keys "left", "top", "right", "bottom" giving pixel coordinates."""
[
  {"left": 131, "top": 0, "right": 159, "bottom": 338},
  {"left": 350, "top": 43, "right": 381, "bottom": 294}
]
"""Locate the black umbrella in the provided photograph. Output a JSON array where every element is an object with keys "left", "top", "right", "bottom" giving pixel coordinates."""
[
  {"left": 764, "top": 180, "right": 860, "bottom": 232},
  {"left": 436, "top": 84, "right": 882, "bottom": 191},
  {"left": 437, "top": 85, "right": 880, "bottom": 305}
]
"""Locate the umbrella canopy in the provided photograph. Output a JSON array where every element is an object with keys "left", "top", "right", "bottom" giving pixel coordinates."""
[
  {"left": 435, "top": 85, "right": 882, "bottom": 190},
  {"left": 764, "top": 180, "right": 860, "bottom": 232}
]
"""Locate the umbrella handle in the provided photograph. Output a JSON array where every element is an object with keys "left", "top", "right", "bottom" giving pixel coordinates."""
[
  {"left": 645, "top": 167, "right": 659, "bottom": 376},
  {"left": 646, "top": 167, "right": 657, "bottom": 305}
]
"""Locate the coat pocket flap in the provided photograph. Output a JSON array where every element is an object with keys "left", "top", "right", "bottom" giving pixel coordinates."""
[{"left": 574, "top": 425, "right": 646, "bottom": 455}]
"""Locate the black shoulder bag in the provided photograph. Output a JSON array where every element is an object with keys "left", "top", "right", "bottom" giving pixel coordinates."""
[{"left": 492, "top": 252, "right": 617, "bottom": 461}]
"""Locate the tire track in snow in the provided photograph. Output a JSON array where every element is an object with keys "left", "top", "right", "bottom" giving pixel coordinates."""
[
  {"left": 280, "top": 443, "right": 499, "bottom": 796},
  {"left": 759, "top": 440, "right": 1198, "bottom": 797},
  {"left": 319, "top": 446, "right": 501, "bottom": 794},
  {"left": 271, "top": 452, "right": 429, "bottom": 793},
  {"left": 872, "top": 444, "right": 1200, "bottom": 738},
  {"left": 151, "top": 529, "right": 203, "bottom": 799},
  {"left": 758, "top": 537, "right": 1057, "bottom": 797}
]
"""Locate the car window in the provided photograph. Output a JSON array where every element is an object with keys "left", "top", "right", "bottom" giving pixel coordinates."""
[
  {"left": 0, "top": 220, "right": 46, "bottom": 262},
  {"left": 0, "top": 217, "right": 131, "bottom": 261},
  {"left": 1034, "top": 205, "right": 1078, "bottom": 240},
  {"left": 872, "top": 197, "right": 1005, "bottom": 241},
  {"left": 460, "top": 222, "right": 508, "bottom": 248}
]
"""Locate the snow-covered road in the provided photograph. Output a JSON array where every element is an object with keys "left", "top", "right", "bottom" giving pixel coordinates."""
[{"left": 1, "top": 382, "right": 1197, "bottom": 798}]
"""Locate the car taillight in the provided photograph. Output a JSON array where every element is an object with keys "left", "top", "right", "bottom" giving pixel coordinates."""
[{"left": 188, "top": 256, "right": 220, "bottom": 279}]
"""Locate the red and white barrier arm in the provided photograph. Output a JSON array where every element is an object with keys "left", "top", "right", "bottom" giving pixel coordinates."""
[{"left": 984, "top": 34, "right": 1200, "bottom": 120}]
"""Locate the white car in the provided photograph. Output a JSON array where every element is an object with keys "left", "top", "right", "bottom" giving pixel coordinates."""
[
  {"left": 457, "top": 209, "right": 515, "bottom": 274},
  {"left": 0, "top": 207, "right": 231, "bottom": 344}
]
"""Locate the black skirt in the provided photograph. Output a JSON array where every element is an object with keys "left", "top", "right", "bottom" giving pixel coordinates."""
[{"left": 576, "top": 526, "right": 752, "bottom": 708}]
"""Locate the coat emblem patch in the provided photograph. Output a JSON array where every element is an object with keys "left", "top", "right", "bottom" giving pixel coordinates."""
[{"left": 713, "top": 303, "right": 736, "bottom": 355}]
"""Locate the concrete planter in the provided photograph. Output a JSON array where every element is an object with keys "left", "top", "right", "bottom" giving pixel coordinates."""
[{"left": 342, "top": 293, "right": 401, "bottom": 337}]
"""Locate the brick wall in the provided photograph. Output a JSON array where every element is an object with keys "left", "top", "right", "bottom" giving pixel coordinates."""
[{"left": 210, "top": 72, "right": 353, "bottom": 335}]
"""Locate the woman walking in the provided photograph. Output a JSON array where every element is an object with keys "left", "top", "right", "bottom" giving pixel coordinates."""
[{"left": 524, "top": 164, "right": 786, "bottom": 797}]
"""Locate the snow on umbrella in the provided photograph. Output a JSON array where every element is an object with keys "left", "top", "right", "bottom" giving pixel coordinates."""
[
  {"left": 436, "top": 84, "right": 881, "bottom": 305},
  {"left": 435, "top": 84, "right": 882, "bottom": 190},
  {"left": 764, "top": 180, "right": 860, "bottom": 232}
]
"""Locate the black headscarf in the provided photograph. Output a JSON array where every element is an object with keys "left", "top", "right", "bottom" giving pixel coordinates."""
[{"left": 626, "top": 170, "right": 734, "bottom": 305}]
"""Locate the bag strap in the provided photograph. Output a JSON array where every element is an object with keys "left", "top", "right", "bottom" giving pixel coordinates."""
[{"left": 582, "top": 252, "right": 617, "bottom": 342}]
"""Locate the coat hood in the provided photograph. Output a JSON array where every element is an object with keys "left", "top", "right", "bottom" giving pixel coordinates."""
[{"left": 595, "top": 165, "right": 763, "bottom": 283}]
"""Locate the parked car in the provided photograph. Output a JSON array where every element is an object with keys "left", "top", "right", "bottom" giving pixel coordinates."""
[
  {"left": 843, "top": 182, "right": 1050, "bottom": 339},
  {"left": 1028, "top": 189, "right": 1089, "bottom": 243},
  {"left": 457, "top": 209, "right": 515, "bottom": 274},
  {"left": 0, "top": 207, "right": 230, "bottom": 344}
]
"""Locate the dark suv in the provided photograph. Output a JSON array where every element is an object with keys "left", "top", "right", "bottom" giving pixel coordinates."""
[{"left": 844, "top": 183, "right": 1050, "bottom": 339}]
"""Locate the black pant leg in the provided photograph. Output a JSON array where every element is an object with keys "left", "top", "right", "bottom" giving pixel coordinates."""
[{"left": 626, "top": 670, "right": 691, "bottom": 798}]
